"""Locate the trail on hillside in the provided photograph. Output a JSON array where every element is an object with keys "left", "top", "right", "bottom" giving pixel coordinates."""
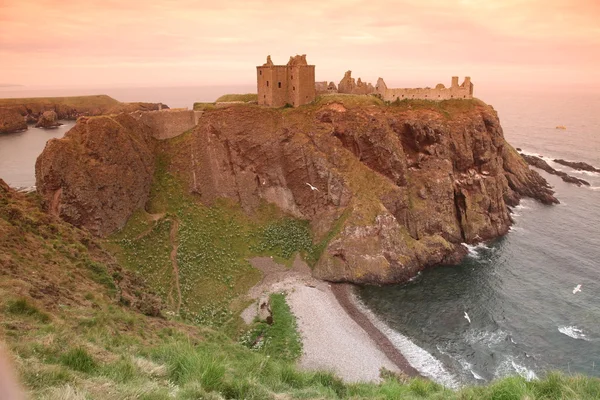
[
  {"left": 168, "top": 218, "right": 182, "bottom": 314},
  {"left": 135, "top": 213, "right": 166, "bottom": 240}
]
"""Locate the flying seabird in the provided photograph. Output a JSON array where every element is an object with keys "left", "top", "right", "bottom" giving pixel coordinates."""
[
  {"left": 573, "top": 284, "right": 582, "bottom": 294},
  {"left": 305, "top": 182, "right": 319, "bottom": 191},
  {"left": 464, "top": 311, "right": 471, "bottom": 324}
]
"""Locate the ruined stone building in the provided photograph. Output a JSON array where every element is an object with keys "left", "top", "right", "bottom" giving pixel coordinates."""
[
  {"left": 375, "top": 76, "right": 473, "bottom": 101},
  {"left": 333, "top": 71, "right": 473, "bottom": 101},
  {"left": 257, "top": 55, "right": 316, "bottom": 107},
  {"left": 257, "top": 55, "right": 473, "bottom": 106}
]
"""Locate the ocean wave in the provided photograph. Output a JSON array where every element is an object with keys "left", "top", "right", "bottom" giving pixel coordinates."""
[
  {"left": 508, "top": 226, "right": 526, "bottom": 234},
  {"left": 513, "top": 201, "right": 532, "bottom": 211},
  {"left": 465, "top": 329, "right": 509, "bottom": 347},
  {"left": 351, "top": 293, "right": 460, "bottom": 389},
  {"left": 407, "top": 271, "right": 422, "bottom": 283},
  {"left": 495, "top": 357, "right": 537, "bottom": 381},
  {"left": 456, "top": 357, "right": 486, "bottom": 381},
  {"left": 462, "top": 243, "right": 493, "bottom": 259},
  {"left": 558, "top": 326, "right": 588, "bottom": 341},
  {"left": 588, "top": 186, "right": 600, "bottom": 191}
]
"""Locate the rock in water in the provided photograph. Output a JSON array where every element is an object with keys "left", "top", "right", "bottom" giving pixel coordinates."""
[
  {"left": 35, "top": 114, "right": 156, "bottom": 236},
  {"left": 36, "top": 100, "right": 559, "bottom": 284},
  {"left": 520, "top": 153, "right": 590, "bottom": 186},
  {"left": 553, "top": 159, "right": 600, "bottom": 174},
  {"left": 35, "top": 110, "right": 62, "bottom": 129},
  {"left": 0, "top": 108, "right": 27, "bottom": 134}
]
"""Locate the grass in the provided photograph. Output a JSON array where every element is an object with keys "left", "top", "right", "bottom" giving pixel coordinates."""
[
  {"left": 252, "top": 219, "right": 314, "bottom": 260},
  {"left": 315, "top": 93, "right": 385, "bottom": 107},
  {"left": 5, "top": 298, "right": 50, "bottom": 323},
  {"left": 59, "top": 348, "right": 98, "bottom": 373},
  {"left": 192, "top": 102, "right": 216, "bottom": 111},
  {"left": 110, "top": 153, "right": 324, "bottom": 329},
  {"left": 0, "top": 94, "right": 121, "bottom": 108},
  {"left": 2, "top": 160, "right": 600, "bottom": 399},
  {"left": 240, "top": 293, "right": 302, "bottom": 361},
  {"left": 215, "top": 93, "right": 258, "bottom": 102}
]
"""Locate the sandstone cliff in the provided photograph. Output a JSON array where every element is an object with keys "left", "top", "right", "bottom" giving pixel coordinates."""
[
  {"left": 35, "top": 114, "right": 156, "bottom": 236},
  {"left": 0, "top": 108, "right": 27, "bottom": 134},
  {"left": 36, "top": 98, "right": 557, "bottom": 284}
]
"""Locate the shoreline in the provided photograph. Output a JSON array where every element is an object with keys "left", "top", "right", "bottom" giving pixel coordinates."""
[
  {"left": 330, "top": 283, "right": 421, "bottom": 378},
  {"left": 246, "top": 256, "right": 421, "bottom": 382}
]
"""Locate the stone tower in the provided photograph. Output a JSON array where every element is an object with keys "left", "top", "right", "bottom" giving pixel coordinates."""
[{"left": 257, "top": 55, "right": 316, "bottom": 107}]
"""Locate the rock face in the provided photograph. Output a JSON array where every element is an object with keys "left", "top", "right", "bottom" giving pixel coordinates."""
[
  {"left": 35, "top": 110, "right": 62, "bottom": 129},
  {"left": 0, "top": 108, "right": 27, "bottom": 134},
  {"left": 37, "top": 99, "right": 557, "bottom": 284},
  {"left": 163, "top": 100, "right": 556, "bottom": 284},
  {"left": 35, "top": 114, "right": 156, "bottom": 236}
]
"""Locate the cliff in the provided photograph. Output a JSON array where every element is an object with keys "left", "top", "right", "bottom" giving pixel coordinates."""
[
  {"left": 0, "top": 95, "right": 167, "bottom": 133},
  {"left": 0, "top": 107, "right": 27, "bottom": 134},
  {"left": 35, "top": 98, "right": 557, "bottom": 284},
  {"left": 35, "top": 114, "right": 156, "bottom": 236}
]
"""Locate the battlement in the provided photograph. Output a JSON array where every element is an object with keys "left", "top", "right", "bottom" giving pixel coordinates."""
[{"left": 256, "top": 55, "right": 316, "bottom": 107}]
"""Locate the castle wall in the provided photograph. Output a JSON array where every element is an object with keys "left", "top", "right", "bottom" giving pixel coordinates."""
[
  {"left": 376, "top": 77, "right": 473, "bottom": 102},
  {"left": 137, "top": 109, "right": 202, "bottom": 140},
  {"left": 290, "top": 65, "right": 315, "bottom": 107}
]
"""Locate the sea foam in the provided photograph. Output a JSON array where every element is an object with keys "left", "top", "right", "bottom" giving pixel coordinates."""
[
  {"left": 351, "top": 293, "right": 460, "bottom": 389},
  {"left": 558, "top": 326, "right": 588, "bottom": 340}
]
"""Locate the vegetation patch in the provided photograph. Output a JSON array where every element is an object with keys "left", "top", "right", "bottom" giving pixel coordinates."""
[
  {"left": 5, "top": 298, "right": 50, "bottom": 323},
  {"left": 252, "top": 219, "right": 314, "bottom": 260},
  {"left": 240, "top": 293, "right": 302, "bottom": 361},
  {"left": 192, "top": 102, "right": 216, "bottom": 111},
  {"left": 59, "top": 347, "right": 98, "bottom": 373},
  {"left": 215, "top": 93, "right": 258, "bottom": 102}
]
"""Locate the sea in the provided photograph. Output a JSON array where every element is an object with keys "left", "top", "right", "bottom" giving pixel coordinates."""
[{"left": 1, "top": 85, "right": 599, "bottom": 387}]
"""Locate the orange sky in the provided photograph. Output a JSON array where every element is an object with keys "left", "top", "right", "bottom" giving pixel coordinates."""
[{"left": 1, "top": 0, "right": 599, "bottom": 90}]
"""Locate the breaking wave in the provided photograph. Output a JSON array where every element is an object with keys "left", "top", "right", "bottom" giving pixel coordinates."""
[
  {"left": 351, "top": 292, "right": 460, "bottom": 389},
  {"left": 558, "top": 326, "right": 588, "bottom": 341}
]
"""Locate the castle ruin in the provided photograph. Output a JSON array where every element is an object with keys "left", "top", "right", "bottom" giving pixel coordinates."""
[
  {"left": 257, "top": 55, "right": 316, "bottom": 107},
  {"left": 375, "top": 76, "right": 473, "bottom": 101},
  {"left": 257, "top": 56, "right": 473, "bottom": 107}
]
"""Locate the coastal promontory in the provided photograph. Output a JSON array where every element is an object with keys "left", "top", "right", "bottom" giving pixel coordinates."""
[{"left": 35, "top": 97, "right": 557, "bottom": 284}]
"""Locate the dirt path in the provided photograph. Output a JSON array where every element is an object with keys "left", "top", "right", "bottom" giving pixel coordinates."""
[
  {"left": 168, "top": 218, "right": 182, "bottom": 314},
  {"left": 135, "top": 213, "right": 166, "bottom": 240}
]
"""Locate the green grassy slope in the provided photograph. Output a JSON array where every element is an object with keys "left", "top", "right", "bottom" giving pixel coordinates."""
[{"left": 1, "top": 158, "right": 599, "bottom": 399}]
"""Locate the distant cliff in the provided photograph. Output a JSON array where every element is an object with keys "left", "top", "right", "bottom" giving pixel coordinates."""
[
  {"left": 0, "top": 95, "right": 168, "bottom": 133},
  {"left": 36, "top": 97, "right": 557, "bottom": 284}
]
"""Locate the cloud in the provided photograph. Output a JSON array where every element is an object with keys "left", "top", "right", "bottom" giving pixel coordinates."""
[{"left": 0, "top": 0, "right": 598, "bottom": 87}]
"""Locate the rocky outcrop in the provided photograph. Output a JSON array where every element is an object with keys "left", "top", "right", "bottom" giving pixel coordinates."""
[
  {"left": 520, "top": 154, "right": 589, "bottom": 186},
  {"left": 35, "top": 110, "right": 62, "bottom": 129},
  {"left": 0, "top": 95, "right": 168, "bottom": 124},
  {"left": 36, "top": 100, "right": 557, "bottom": 284},
  {"left": 0, "top": 108, "right": 27, "bottom": 134},
  {"left": 35, "top": 114, "right": 156, "bottom": 236},
  {"left": 553, "top": 159, "right": 600, "bottom": 173}
]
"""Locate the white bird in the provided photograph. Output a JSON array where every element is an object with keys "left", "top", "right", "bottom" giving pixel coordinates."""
[
  {"left": 305, "top": 182, "right": 319, "bottom": 191},
  {"left": 464, "top": 311, "right": 471, "bottom": 324},
  {"left": 573, "top": 284, "right": 582, "bottom": 294}
]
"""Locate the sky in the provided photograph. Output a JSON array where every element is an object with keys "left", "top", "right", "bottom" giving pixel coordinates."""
[{"left": 1, "top": 0, "right": 599, "bottom": 91}]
